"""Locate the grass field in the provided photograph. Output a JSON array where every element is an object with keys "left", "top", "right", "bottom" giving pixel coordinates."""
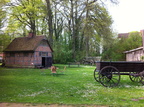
[{"left": 0, "top": 64, "right": 144, "bottom": 107}]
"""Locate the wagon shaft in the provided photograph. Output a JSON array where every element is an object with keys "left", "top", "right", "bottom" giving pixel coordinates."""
[
  {"left": 139, "top": 71, "right": 144, "bottom": 77},
  {"left": 130, "top": 71, "right": 144, "bottom": 78},
  {"left": 129, "top": 73, "right": 139, "bottom": 77}
]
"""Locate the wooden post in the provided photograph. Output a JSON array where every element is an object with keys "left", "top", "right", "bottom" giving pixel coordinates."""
[{"left": 141, "top": 30, "right": 144, "bottom": 50}]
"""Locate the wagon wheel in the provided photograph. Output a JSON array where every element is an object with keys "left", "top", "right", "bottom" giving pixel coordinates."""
[
  {"left": 129, "top": 72, "right": 141, "bottom": 82},
  {"left": 94, "top": 68, "right": 100, "bottom": 82},
  {"left": 99, "top": 66, "right": 120, "bottom": 87},
  {"left": 140, "top": 75, "right": 144, "bottom": 85}
]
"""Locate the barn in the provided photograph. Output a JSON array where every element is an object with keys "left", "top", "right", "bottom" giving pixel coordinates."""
[{"left": 3, "top": 33, "right": 53, "bottom": 68}]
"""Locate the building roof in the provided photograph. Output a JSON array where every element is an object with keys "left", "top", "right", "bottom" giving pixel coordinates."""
[
  {"left": 4, "top": 35, "right": 53, "bottom": 52},
  {"left": 118, "top": 33, "right": 129, "bottom": 38},
  {"left": 124, "top": 47, "right": 143, "bottom": 53}
]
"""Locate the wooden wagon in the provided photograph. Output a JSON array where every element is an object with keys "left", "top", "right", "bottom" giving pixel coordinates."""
[{"left": 94, "top": 61, "right": 144, "bottom": 87}]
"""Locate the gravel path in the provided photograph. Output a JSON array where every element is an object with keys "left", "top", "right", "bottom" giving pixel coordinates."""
[{"left": 0, "top": 103, "right": 107, "bottom": 107}]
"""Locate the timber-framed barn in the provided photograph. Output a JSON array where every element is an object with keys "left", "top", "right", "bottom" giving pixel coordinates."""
[{"left": 3, "top": 33, "right": 53, "bottom": 68}]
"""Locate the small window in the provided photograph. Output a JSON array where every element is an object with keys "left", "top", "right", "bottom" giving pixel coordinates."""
[
  {"left": 42, "top": 52, "right": 48, "bottom": 56},
  {"left": 39, "top": 52, "right": 48, "bottom": 57}
]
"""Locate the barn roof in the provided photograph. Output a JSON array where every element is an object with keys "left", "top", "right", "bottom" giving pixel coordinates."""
[
  {"left": 4, "top": 35, "right": 53, "bottom": 52},
  {"left": 124, "top": 47, "right": 143, "bottom": 53}
]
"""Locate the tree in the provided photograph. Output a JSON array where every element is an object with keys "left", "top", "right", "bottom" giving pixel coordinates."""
[
  {"left": 6, "top": 0, "right": 45, "bottom": 36},
  {"left": 0, "top": 34, "right": 11, "bottom": 52},
  {"left": 57, "top": 0, "right": 115, "bottom": 61},
  {"left": 102, "top": 31, "right": 142, "bottom": 61},
  {"left": 125, "top": 31, "right": 142, "bottom": 50},
  {"left": 45, "top": 0, "right": 53, "bottom": 46},
  {"left": 1, "top": 0, "right": 119, "bottom": 63},
  {"left": 0, "top": 0, "right": 11, "bottom": 52},
  {"left": 47, "top": 0, "right": 118, "bottom": 62},
  {"left": 0, "top": 0, "right": 7, "bottom": 31}
]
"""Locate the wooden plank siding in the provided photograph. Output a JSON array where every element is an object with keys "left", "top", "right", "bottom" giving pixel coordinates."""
[{"left": 124, "top": 47, "right": 144, "bottom": 61}]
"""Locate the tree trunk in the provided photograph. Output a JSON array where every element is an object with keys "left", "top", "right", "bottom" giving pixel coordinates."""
[
  {"left": 45, "top": 0, "right": 53, "bottom": 47},
  {"left": 70, "top": 0, "right": 76, "bottom": 60},
  {"left": 85, "top": 0, "right": 90, "bottom": 57}
]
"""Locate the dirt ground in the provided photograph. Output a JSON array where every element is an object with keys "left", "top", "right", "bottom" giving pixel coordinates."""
[{"left": 0, "top": 103, "right": 107, "bottom": 107}]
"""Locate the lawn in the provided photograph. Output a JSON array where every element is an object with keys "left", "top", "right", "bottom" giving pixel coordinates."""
[{"left": 0, "top": 64, "right": 144, "bottom": 107}]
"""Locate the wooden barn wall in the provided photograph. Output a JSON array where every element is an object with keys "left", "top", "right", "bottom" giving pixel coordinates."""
[{"left": 126, "top": 49, "right": 144, "bottom": 61}]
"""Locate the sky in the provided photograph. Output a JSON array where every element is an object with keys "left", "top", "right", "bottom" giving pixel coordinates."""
[{"left": 107, "top": 0, "right": 144, "bottom": 33}]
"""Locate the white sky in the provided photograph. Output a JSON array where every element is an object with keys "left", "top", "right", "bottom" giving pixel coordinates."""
[{"left": 107, "top": 0, "right": 144, "bottom": 33}]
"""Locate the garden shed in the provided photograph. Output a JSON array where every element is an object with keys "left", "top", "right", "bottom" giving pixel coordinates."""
[{"left": 3, "top": 33, "right": 53, "bottom": 68}]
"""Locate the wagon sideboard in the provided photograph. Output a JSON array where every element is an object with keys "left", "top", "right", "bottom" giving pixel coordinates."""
[{"left": 96, "top": 61, "right": 144, "bottom": 73}]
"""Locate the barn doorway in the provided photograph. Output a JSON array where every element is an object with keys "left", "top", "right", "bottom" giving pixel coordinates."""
[{"left": 42, "top": 57, "right": 52, "bottom": 68}]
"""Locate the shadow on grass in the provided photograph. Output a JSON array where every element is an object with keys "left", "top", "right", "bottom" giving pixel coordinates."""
[
  {"left": 40, "top": 72, "right": 66, "bottom": 77},
  {"left": 94, "top": 78, "right": 143, "bottom": 88}
]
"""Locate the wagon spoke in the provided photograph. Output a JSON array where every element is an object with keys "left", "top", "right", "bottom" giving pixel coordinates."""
[
  {"left": 100, "top": 74, "right": 110, "bottom": 82},
  {"left": 102, "top": 77, "right": 118, "bottom": 87},
  {"left": 99, "top": 75, "right": 104, "bottom": 80},
  {"left": 131, "top": 77, "right": 135, "bottom": 81},
  {"left": 111, "top": 78, "right": 119, "bottom": 84},
  {"left": 99, "top": 66, "right": 120, "bottom": 87},
  {"left": 129, "top": 72, "right": 141, "bottom": 82},
  {"left": 109, "top": 80, "right": 116, "bottom": 87},
  {"left": 100, "top": 75, "right": 108, "bottom": 82},
  {"left": 112, "top": 75, "right": 120, "bottom": 79},
  {"left": 131, "top": 76, "right": 135, "bottom": 80},
  {"left": 134, "top": 77, "right": 140, "bottom": 82},
  {"left": 141, "top": 77, "right": 144, "bottom": 85},
  {"left": 94, "top": 69, "right": 100, "bottom": 82},
  {"left": 112, "top": 76, "right": 119, "bottom": 80},
  {"left": 110, "top": 69, "right": 113, "bottom": 72}
]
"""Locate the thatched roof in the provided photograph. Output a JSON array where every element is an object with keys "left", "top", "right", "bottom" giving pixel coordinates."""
[{"left": 4, "top": 36, "right": 53, "bottom": 52}]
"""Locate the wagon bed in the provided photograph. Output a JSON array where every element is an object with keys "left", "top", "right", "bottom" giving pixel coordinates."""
[{"left": 94, "top": 61, "right": 144, "bottom": 87}]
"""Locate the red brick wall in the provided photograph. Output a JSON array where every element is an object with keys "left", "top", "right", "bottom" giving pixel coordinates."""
[
  {"left": 35, "top": 45, "right": 52, "bottom": 57},
  {"left": 4, "top": 52, "right": 35, "bottom": 68}
]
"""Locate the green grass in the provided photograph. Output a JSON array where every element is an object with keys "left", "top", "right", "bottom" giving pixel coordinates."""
[{"left": 0, "top": 64, "right": 144, "bottom": 107}]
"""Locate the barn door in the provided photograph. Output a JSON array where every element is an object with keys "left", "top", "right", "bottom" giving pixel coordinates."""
[
  {"left": 42, "top": 57, "right": 52, "bottom": 68},
  {"left": 42, "top": 57, "right": 45, "bottom": 67}
]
